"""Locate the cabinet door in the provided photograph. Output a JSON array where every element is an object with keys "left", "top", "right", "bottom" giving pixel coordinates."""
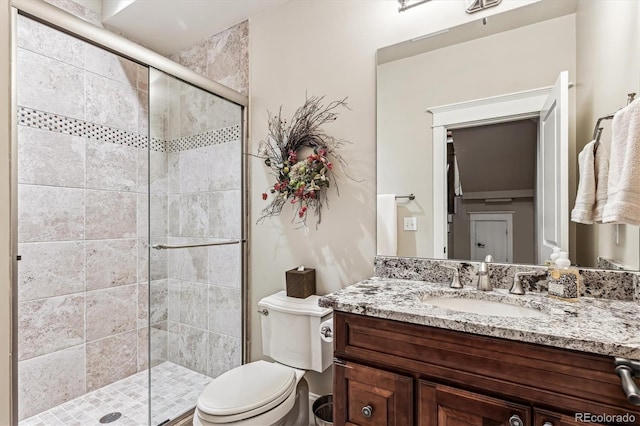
[
  {"left": 418, "top": 380, "right": 531, "bottom": 426},
  {"left": 534, "top": 408, "right": 607, "bottom": 426},
  {"left": 334, "top": 360, "right": 413, "bottom": 426}
]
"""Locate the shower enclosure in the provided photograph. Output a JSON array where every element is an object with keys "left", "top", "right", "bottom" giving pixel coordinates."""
[{"left": 13, "top": 7, "right": 246, "bottom": 426}]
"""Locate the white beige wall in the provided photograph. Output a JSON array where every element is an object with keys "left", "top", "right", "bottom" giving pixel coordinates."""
[
  {"left": 249, "top": 0, "right": 539, "bottom": 396},
  {"left": 378, "top": 14, "right": 577, "bottom": 260},
  {"left": 575, "top": 0, "right": 640, "bottom": 269}
]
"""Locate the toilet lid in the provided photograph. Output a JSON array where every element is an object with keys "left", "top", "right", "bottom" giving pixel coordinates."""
[{"left": 197, "top": 361, "right": 296, "bottom": 421}]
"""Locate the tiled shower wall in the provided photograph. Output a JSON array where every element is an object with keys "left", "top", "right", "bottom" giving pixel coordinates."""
[
  {"left": 150, "top": 73, "right": 243, "bottom": 378},
  {"left": 16, "top": 16, "right": 168, "bottom": 420},
  {"left": 169, "top": 20, "right": 249, "bottom": 96}
]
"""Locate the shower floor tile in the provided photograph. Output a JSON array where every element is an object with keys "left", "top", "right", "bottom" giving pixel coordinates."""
[{"left": 20, "top": 362, "right": 212, "bottom": 426}]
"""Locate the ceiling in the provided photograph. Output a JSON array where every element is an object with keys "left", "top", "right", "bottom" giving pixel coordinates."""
[{"left": 102, "top": 0, "right": 288, "bottom": 55}]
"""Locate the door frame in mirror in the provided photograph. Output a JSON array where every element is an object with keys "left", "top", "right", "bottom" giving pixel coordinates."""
[{"left": 428, "top": 86, "right": 555, "bottom": 259}]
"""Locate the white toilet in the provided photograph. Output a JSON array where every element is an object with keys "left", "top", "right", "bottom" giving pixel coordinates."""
[{"left": 193, "top": 291, "right": 333, "bottom": 426}]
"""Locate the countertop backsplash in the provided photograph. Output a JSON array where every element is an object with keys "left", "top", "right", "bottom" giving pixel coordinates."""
[{"left": 374, "top": 256, "right": 639, "bottom": 302}]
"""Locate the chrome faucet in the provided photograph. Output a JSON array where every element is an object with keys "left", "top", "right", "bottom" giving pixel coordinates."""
[
  {"left": 510, "top": 272, "right": 534, "bottom": 295},
  {"left": 440, "top": 264, "right": 462, "bottom": 289},
  {"left": 510, "top": 270, "right": 545, "bottom": 295},
  {"left": 476, "top": 255, "right": 493, "bottom": 291}
]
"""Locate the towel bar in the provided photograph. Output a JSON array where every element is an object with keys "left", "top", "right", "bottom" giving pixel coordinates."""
[
  {"left": 395, "top": 194, "right": 415, "bottom": 201},
  {"left": 593, "top": 92, "right": 636, "bottom": 150}
]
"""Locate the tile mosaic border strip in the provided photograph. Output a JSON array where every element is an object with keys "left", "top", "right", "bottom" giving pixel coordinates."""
[
  {"left": 17, "top": 107, "right": 241, "bottom": 153},
  {"left": 17, "top": 106, "right": 159, "bottom": 151},
  {"left": 167, "top": 125, "right": 241, "bottom": 153}
]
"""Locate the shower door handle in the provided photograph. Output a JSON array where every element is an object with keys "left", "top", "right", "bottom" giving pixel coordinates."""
[{"left": 152, "top": 239, "right": 245, "bottom": 250}]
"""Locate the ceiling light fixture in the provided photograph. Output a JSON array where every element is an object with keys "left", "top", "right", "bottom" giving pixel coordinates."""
[
  {"left": 398, "top": 0, "right": 433, "bottom": 13},
  {"left": 466, "top": 0, "right": 502, "bottom": 14}
]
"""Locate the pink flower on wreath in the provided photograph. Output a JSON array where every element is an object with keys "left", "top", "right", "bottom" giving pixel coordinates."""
[
  {"left": 318, "top": 148, "right": 327, "bottom": 156},
  {"left": 327, "top": 162, "right": 333, "bottom": 170},
  {"left": 288, "top": 150, "right": 297, "bottom": 163},
  {"left": 262, "top": 193, "right": 268, "bottom": 200},
  {"left": 298, "top": 206, "right": 308, "bottom": 218}
]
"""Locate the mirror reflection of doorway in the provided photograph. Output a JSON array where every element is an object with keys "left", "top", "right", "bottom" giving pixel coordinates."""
[
  {"left": 447, "top": 119, "right": 537, "bottom": 264},
  {"left": 469, "top": 212, "right": 514, "bottom": 262}
]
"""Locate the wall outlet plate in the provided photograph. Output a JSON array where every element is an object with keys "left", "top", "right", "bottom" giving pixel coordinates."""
[{"left": 403, "top": 217, "right": 417, "bottom": 231}]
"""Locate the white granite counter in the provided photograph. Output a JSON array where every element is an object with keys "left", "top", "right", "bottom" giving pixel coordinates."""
[{"left": 319, "top": 277, "right": 640, "bottom": 359}]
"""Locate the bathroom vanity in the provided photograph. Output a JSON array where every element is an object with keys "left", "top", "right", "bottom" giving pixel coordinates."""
[{"left": 319, "top": 278, "right": 640, "bottom": 426}]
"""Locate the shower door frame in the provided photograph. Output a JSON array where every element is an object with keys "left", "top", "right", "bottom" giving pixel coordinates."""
[{"left": 5, "top": 1, "right": 251, "bottom": 423}]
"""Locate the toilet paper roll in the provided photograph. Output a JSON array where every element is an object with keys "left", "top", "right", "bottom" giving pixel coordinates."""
[{"left": 319, "top": 319, "right": 333, "bottom": 343}]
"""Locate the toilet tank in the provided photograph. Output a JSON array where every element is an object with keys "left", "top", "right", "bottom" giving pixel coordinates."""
[{"left": 258, "top": 291, "right": 333, "bottom": 373}]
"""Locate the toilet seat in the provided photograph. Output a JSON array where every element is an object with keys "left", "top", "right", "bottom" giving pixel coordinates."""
[{"left": 197, "top": 361, "right": 297, "bottom": 424}]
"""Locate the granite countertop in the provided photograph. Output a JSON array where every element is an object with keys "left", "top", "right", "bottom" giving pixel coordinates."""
[{"left": 318, "top": 277, "right": 640, "bottom": 360}]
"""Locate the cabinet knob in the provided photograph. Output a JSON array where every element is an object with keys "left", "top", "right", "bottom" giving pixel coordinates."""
[
  {"left": 543, "top": 422, "right": 553, "bottom": 426},
  {"left": 362, "top": 405, "right": 373, "bottom": 418},
  {"left": 509, "top": 414, "right": 524, "bottom": 426}
]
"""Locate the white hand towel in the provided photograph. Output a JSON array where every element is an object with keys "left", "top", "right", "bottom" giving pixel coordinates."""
[
  {"left": 376, "top": 194, "right": 397, "bottom": 256},
  {"left": 593, "top": 141, "right": 609, "bottom": 223},
  {"left": 571, "top": 141, "right": 597, "bottom": 224},
  {"left": 602, "top": 99, "right": 640, "bottom": 225}
]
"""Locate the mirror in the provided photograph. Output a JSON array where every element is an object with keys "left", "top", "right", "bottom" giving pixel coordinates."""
[{"left": 376, "top": 0, "right": 640, "bottom": 270}]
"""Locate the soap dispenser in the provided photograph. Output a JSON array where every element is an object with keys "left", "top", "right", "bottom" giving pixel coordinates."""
[
  {"left": 545, "top": 247, "right": 561, "bottom": 266},
  {"left": 547, "top": 251, "right": 581, "bottom": 300}
]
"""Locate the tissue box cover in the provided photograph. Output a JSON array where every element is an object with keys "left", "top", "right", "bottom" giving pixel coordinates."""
[{"left": 285, "top": 268, "right": 316, "bottom": 298}]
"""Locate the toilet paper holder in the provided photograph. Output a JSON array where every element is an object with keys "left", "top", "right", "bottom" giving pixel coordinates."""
[{"left": 320, "top": 324, "right": 333, "bottom": 339}]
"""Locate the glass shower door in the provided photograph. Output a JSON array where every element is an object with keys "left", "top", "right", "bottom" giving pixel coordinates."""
[
  {"left": 15, "top": 15, "right": 152, "bottom": 425},
  {"left": 147, "top": 68, "right": 244, "bottom": 424},
  {"left": 14, "top": 13, "right": 244, "bottom": 426}
]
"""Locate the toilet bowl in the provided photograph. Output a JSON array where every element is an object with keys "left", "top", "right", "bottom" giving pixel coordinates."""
[
  {"left": 194, "top": 292, "right": 332, "bottom": 426},
  {"left": 193, "top": 361, "right": 306, "bottom": 426}
]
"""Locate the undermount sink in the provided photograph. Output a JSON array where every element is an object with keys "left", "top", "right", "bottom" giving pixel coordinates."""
[{"left": 421, "top": 296, "right": 547, "bottom": 318}]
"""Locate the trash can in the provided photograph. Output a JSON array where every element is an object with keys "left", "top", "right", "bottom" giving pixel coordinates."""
[{"left": 312, "top": 394, "right": 333, "bottom": 426}]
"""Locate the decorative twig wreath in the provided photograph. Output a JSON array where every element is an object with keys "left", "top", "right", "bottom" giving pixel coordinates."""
[{"left": 256, "top": 95, "right": 351, "bottom": 227}]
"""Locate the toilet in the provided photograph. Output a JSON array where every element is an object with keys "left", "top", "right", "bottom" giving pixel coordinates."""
[{"left": 194, "top": 291, "right": 333, "bottom": 426}]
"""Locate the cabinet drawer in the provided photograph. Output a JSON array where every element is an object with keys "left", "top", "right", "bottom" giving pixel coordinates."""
[
  {"left": 419, "top": 380, "right": 531, "bottom": 425},
  {"left": 334, "top": 360, "right": 413, "bottom": 426}
]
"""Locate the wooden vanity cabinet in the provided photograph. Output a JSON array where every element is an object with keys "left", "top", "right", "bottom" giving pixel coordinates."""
[
  {"left": 418, "top": 381, "right": 530, "bottom": 425},
  {"left": 334, "top": 361, "right": 413, "bottom": 425},
  {"left": 333, "top": 312, "right": 639, "bottom": 426}
]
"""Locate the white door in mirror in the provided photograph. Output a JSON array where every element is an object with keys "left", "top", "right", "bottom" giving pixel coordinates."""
[{"left": 537, "top": 71, "right": 569, "bottom": 263}]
